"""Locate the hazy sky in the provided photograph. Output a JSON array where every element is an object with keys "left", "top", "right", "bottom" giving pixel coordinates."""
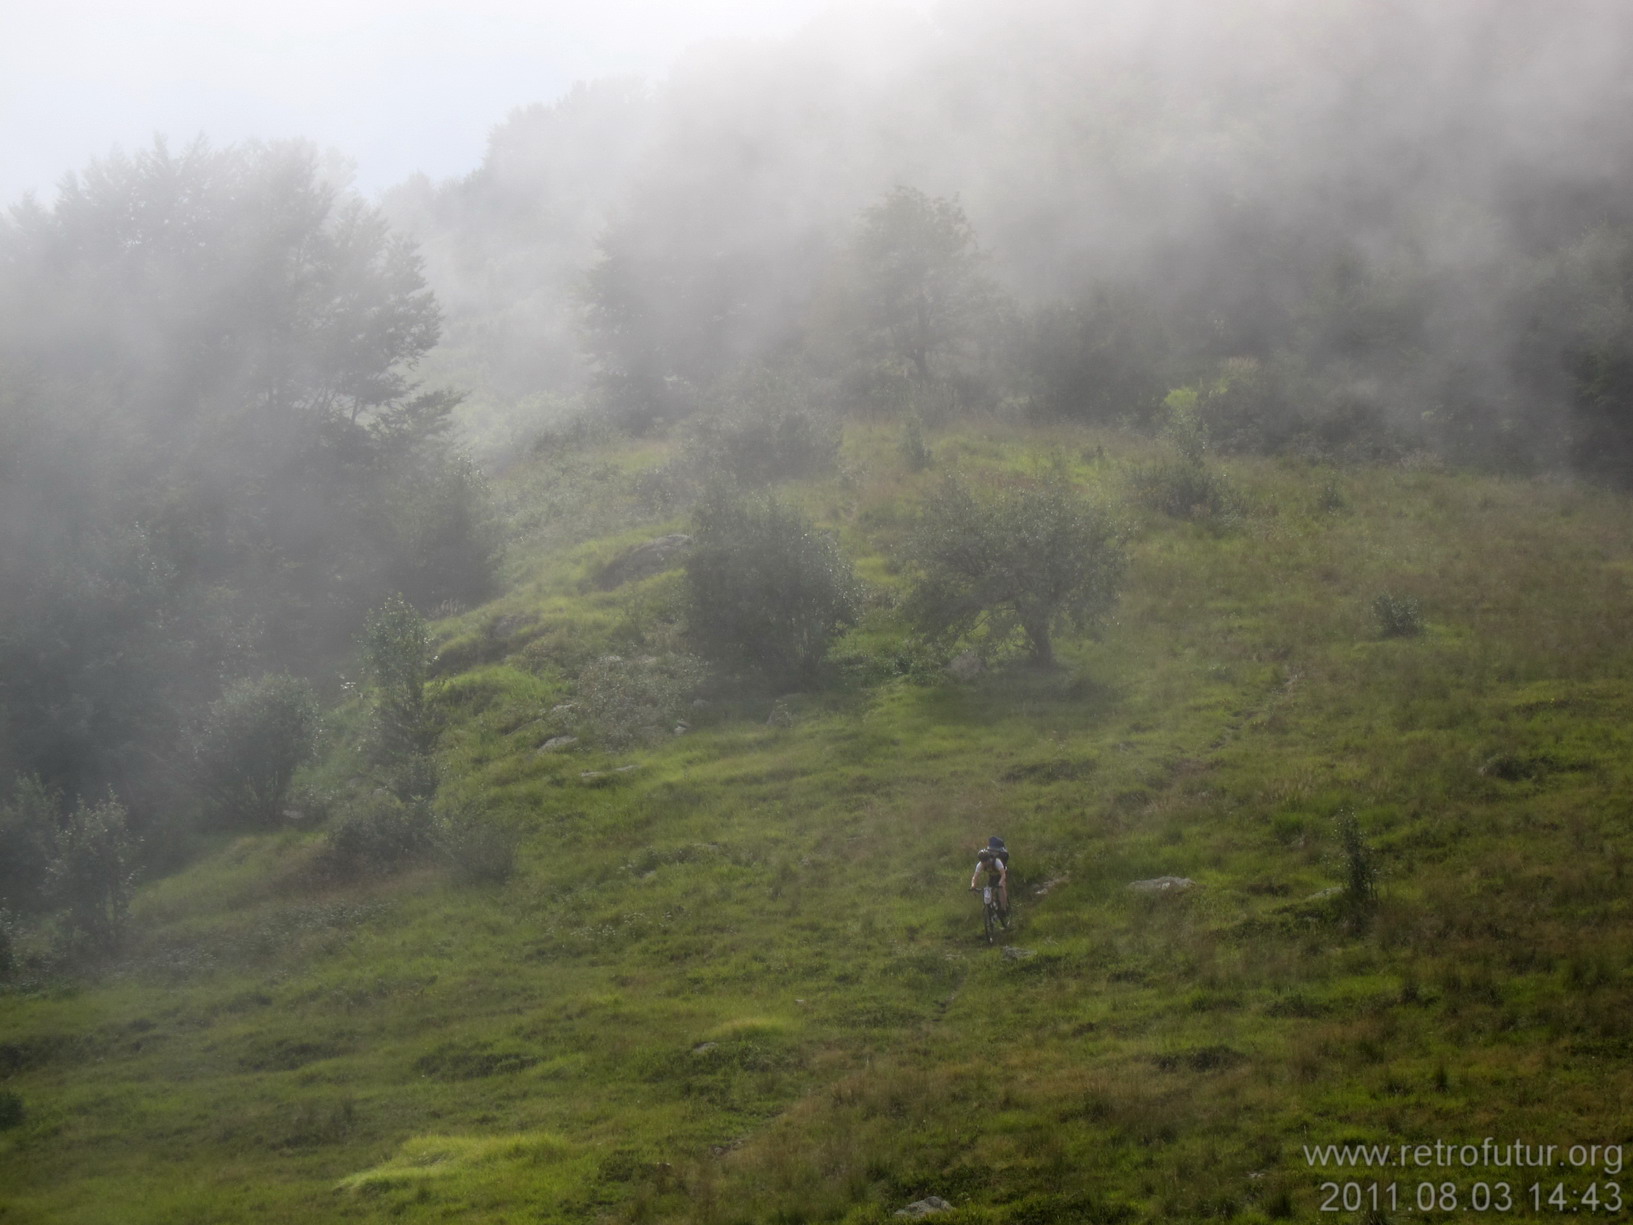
[{"left": 0, "top": 0, "right": 844, "bottom": 206}]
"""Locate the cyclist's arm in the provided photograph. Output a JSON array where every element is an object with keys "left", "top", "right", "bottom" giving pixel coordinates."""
[{"left": 970, "top": 861, "right": 983, "bottom": 889}]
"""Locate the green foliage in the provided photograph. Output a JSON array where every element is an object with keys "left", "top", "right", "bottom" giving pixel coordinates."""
[
  {"left": 191, "top": 674, "right": 321, "bottom": 828},
  {"left": 9, "top": 427, "right": 1633, "bottom": 1223},
  {"left": 684, "top": 488, "right": 861, "bottom": 685},
  {"left": 1332, "top": 809, "right": 1379, "bottom": 922},
  {"left": 46, "top": 794, "right": 137, "bottom": 954},
  {"left": 0, "top": 137, "right": 482, "bottom": 828},
  {"left": 847, "top": 186, "right": 997, "bottom": 384},
  {"left": 0, "top": 910, "right": 15, "bottom": 981},
  {"left": 321, "top": 793, "right": 437, "bottom": 878},
  {"left": 682, "top": 405, "right": 840, "bottom": 487},
  {"left": 0, "top": 775, "right": 59, "bottom": 916},
  {"left": 1130, "top": 399, "right": 1245, "bottom": 522},
  {"left": 898, "top": 416, "right": 933, "bottom": 471},
  {"left": 432, "top": 808, "right": 520, "bottom": 886},
  {"left": 381, "top": 453, "right": 503, "bottom": 612},
  {"left": 1018, "top": 284, "right": 1171, "bottom": 424},
  {"left": 0, "top": 1090, "right": 23, "bottom": 1130},
  {"left": 573, "top": 653, "right": 707, "bottom": 749},
  {"left": 1371, "top": 591, "right": 1424, "bottom": 638},
  {"left": 362, "top": 595, "right": 439, "bottom": 797},
  {"left": 902, "top": 471, "right": 1126, "bottom": 666}
]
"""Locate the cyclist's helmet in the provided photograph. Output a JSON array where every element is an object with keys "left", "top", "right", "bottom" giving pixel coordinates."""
[{"left": 988, "top": 836, "right": 1005, "bottom": 850}]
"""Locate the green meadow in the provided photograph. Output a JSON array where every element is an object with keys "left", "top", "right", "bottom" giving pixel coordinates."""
[{"left": 5, "top": 425, "right": 1633, "bottom": 1223}]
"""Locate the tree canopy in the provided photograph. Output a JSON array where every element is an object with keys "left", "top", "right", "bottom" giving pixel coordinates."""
[
  {"left": 0, "top": 138, "right": 493, "bottom": 819},
  {"left": 903, "top": 472, "right": 1126, "bottom": 667}
]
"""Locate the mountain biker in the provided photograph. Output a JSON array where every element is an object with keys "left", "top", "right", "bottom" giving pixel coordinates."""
[{"left": 970, "top": 836, "right": 1010, "bottom": 917}]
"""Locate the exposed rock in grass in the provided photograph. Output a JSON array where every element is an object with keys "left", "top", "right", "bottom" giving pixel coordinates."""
[
  {"left": 1128, "top": 875, "right": 1196, "bottom": 893},
  {"left": 896, "top": 1197, "right": 952, "bottom": 1218},
  {"left": 539, "top": 736, "right": 578, "bottom": 752},
  {"left": 947, "top": 651, "right": 984, "bottom": 681},
  {"left": 1002, "top": 946, "right": 1036, "bottom": 960},
  {"left": 594, "top": 533, "right": 693, "bottom": 590},
  {"left": 1032, "top": 875, "right": 1068, "bottom": 897}
]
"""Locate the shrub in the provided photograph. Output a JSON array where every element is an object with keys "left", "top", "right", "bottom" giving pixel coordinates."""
[
  {"left": 1334, "top": 809, "right": 1379, "bottom": 922},
  {"left": 322, "top": 793, "right": 435, "bottom": 878},
  {"left": 191, "top": 674, "right": 321, "bottom": 828},
  {"left": 0, "top": 776, "right": 59, "bottom": 917},
  {"left": 573, "top": 653, "right": 707, "bottom": 749},
  {"left": 0, "top": 1091, "right": 24, "bottom": 1131},
  {"left": 682, "top": 406, "right": 840, "bottom": 486},
  {"left": 1130, "top": 395, "right": 1244, "bottom": 522},
  {"left": 433, "top": 808, "right": 520, "bottom": 886},
  {"left": 0, "top": 910, "right": 16, "bottom": 981},
  {"left": 47, "top": 794, "right": 138, "bottom": 954},
  {"left": 1372, "top": 592, "right": 1423, "bottom": 638},
  {"left": 684, "top": 488, "right": 861, "bottom": 686},
  {"left": 1130, "top": 457, "right": 1242, "bottom": 522},
  {"left": 361, "top": 595, "right": 439, "bottom": 798},
  {"left": 898, "top": 416, "right": 933, "bottom": 471},
  {"left": 902, "top": 471, "right": 1126, "bottom": 666}
]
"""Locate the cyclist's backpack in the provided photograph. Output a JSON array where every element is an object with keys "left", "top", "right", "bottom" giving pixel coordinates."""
[{"left": 978, "top": 847, "right": 1010, "bottom": 870}]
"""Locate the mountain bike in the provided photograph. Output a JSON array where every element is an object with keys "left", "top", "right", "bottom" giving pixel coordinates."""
[{"left": 975, "top": 884, "right": 1009, "bottom": 943}]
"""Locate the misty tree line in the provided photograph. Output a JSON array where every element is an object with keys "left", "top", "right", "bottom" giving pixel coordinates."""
[
  {"left": 384, "top": 0, "right": 1633, "bottom": 480},
  {"left": 0, "top": 140, "right": 497, "bottom": 943}
]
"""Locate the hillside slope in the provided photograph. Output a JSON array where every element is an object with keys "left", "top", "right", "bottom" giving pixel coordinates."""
[{"left": 4, "top": 426, "right": 1633, "bottom": 1224}]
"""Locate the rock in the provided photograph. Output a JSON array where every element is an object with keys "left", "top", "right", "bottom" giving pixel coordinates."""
[
  {"left": 1002, "top": 946, "right": 1037, "bottom": 961},
  {"left": 1032, "top": 875, "right": 1068, "bottom": 897},
  {"left": 895, "top": 1197, "right": 952, "bottom": 1218},
  {"left": 615, "top": 764, "right": 639, "bottom": 774},
  {"left": 691, "top": 698, "right": 708, "bottom": 709},
  {"left": 673, "top": 722, "right": 689, "bottom": 735},
  {"left": 1128, "top": 875, "right": 1196, "bottom": 893},
  {"left": 692, "top": 1042, "right": 718, "bottom": 1055},
  {"left": 593, "top": 534, "right": 693, "bottom": 590},
  {"left": 539, "top": 736, "right": 579, "bottom": 752},
  {"left": 766, "top": 704, "right": 794, "bottom": 728},
  {"left": 946, "top": 651, "right": 984, "bottom": 681},
  {"left": 549, "top": 703, "right": 577, "bottom": 716}
]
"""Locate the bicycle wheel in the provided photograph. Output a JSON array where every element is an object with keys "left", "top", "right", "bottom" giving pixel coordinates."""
[{"left": 983, "top": 896, "right": 997, "bottom": 944}]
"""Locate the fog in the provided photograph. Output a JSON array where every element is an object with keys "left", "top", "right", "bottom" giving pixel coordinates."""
[
  {"left": 3, "top": 0, "right": 1632, "bottom": 854},
  {"left": 377, "top": 0, "right": 1633, "bottom": 465}
]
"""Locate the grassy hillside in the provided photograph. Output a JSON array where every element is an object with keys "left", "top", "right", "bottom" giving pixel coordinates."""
[{"left": 4, "top": 424, "right": 1633, "bottom": 1224}]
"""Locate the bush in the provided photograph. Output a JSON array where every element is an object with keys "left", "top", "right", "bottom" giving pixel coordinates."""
[
  {"left": 0, "top": 1091, "right": 24, "bottom": 1130},
  {"left": 1130, "top": 395, "right": 1245, "bottom": 522},
  {"left": 1372, "top": 592, "right": 1423, "bottom": 638},
  {"left": 1130, "top": 457, "right": 1242, "bottom": 522},
  {"left": 433, "top": 808, "right": 520, "bottom": 886},
  {"left": 0, "top": 776, "right": 59, "bottom": 917},
  {"left": 682, "top": 406, "right": 840, "bottom": 486},
  {"left": 684, "top": 488, "right": 861, "bottom": 686},
  {"left": 47, "top": 794, "right": 138, "bottom": 954},
  {"left": 573, "top": 653, "right": 707, "bottom": 749},
  {"left": 1334, "top": 810, "right": 1379, "bottom": 923},
  {"left": 902, "top": 471, "right": 1126, "bottom": 666},
  {"left": 322, "top": 793, "right": 436, "bottom": 878},
  {"left": 0, "top": 910, "right": 16, "bottom": 981},
  {"left": 898, "top": 416, "right": 933, "bottom": 471},
  {"left": 362, "top": 595, "right": 439, "bottom": 798},
  {"left": 191, "top": 674, "right": 321, "bottom": 828}
]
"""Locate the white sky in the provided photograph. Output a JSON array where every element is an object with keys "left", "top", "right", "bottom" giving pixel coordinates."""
[{"left": 0, "top": 0, "right": 841, "bottom": 205}]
